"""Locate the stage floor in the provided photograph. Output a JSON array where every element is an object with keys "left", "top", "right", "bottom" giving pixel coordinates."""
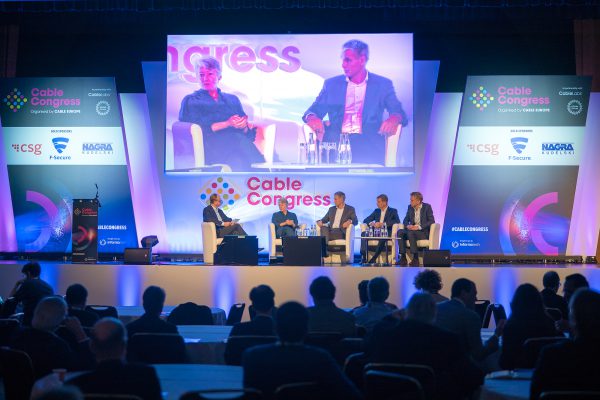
[{"left": 1, "top": 261, "right": 598, "bottom": 320}]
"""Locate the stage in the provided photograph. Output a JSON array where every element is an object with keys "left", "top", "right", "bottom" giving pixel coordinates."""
[{"left": 1, "top": 261, "right": 598, "bottom": 320}]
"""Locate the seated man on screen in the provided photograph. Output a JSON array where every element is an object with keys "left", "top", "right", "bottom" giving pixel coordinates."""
[
  {"left": 271, "top": 198, "right": 298, "bottom": 238},
  {"left": 397, "top": 191, "right": 435, "bottom": 267},
  {"left": 203, "top": 193, "right": 247, "bottom": 238},
  {"left": 302, "top": 39, "right": 408, "bottom": 165},
  {"left": 178, "top": 56, "right": 264, "bottom": 171},
  {"left": 361, "top": 194, "right": 400, "bottom": 264},
  {"left": 317, "top": 191, "right": 358, "bottom": 243}
]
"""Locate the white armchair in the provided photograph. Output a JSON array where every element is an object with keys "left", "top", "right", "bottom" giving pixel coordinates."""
[
  {"left": 201, "top": 222, "right": 221, "bottom": 265},
  {"left": 202, "top": 221, "right": 245, "bottom": 265},
  {"left": 315, "top": 224, "right": 355, "bottom": 264},
  {"left": 268, "top": 223, "right": 307, "bottom": 260},
  {"left": 360, "top": 223, "right": 401, "bottom": 264},
  {"left": 400, "top": 223, "right": 441, "bottom": 265},
  {"left": 172, "top": 121, "right": 277, "bottom": 170}
]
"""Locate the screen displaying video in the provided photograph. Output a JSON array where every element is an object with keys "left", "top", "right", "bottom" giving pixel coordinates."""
[{"left": 166, "top": 34, "right": 413, "bottom": 174}]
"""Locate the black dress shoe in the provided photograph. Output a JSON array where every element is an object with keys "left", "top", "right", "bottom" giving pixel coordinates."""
[
  {"left": 409, "top": 257, "right": 420, "bottom": 267},
  {"left": 398, "top": 254, "right": 408, "bottom": 266}
]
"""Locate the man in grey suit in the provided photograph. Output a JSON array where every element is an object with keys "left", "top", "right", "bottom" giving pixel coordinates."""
[
  {"left": 317, "top": 191, "right": 358, "bottom": 243},
  {"left": 436, "top": 278, "right": 505, "bottom": 368},
  {"left": 398, "top": 191, "right": 435, "bottom": 266}
]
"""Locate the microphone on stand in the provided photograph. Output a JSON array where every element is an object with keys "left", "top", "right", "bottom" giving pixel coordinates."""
[{"left": 95, "top": 183, "right": 102, "bottom": 208}]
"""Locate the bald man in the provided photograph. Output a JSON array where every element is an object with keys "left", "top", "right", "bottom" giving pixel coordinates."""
[
  {"left": 11, "top": 296, "right": 92, "bottom": 378},
  {"left": 67, "top": 318, "right": 162, "bottom": 400}
]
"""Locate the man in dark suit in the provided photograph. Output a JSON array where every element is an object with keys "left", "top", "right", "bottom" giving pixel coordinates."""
[
  {"left": 540, "top": 271, "right": 569, "bottom": 320},
  {"left": 126, "top": 286, "right": 178, "bottom": 339},
  {"left": 367, "top": 293, "right": 484, "bottom": 400},
  {"left": 8, "top": 262, "right": 54, "bottom": 325},
  {"left": 361, "top": 194, "right": 400, "bottom": 263},
  {"left": 530, "top": 289, "right": 600, "bottom": 399},
  {"left": 398, "top": 191, "right": 435, "bottom": 266},
  {"left": 303, "top": 39, "right": 407, "bottom": 165},
  {"left": 243, "top": 301, "right": 363, "bottom": 400},
  {"left": 65, "top": 283, "right": 99, "bottom": 327},
  {"left": 68, "top": 317, "right": 163, "bottom": 400},
  {"left": 11, "top": 296, "right": 94, "bottom": 379},
  {"left": 203, "top": 193, "right": 247, "bottom": 238},
  {"left": 317, "top": 191, "right": 358, "bottom": 244}
]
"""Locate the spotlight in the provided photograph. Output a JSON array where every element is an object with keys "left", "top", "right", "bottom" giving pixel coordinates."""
[{"left": 141, "top": 235, "right": 159, "bottom": 249}]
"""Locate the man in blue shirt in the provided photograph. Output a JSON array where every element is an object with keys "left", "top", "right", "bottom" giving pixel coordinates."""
[{"left": 271, "top": 198, "right": 298, "bottom": 238}]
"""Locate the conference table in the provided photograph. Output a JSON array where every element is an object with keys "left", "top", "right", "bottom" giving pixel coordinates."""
[
  {"left": 153, "top": 364, "right": 531, "bottom": 400},
  {"left": 155, "top": 364, "right": 243, "bottom": 400},
  {"left": 479, "top": 370, "right": 532, "bottom": 400},
  {"left": 179, "top": 325, "right": 232, "bottom": 364},
  {"left": 116, "top": 306, "right": 227, "bottom": 325}
]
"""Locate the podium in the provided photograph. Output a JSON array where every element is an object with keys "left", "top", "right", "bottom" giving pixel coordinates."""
[{"left": 72, "top": 199, "right": 99, "bottom": 263}]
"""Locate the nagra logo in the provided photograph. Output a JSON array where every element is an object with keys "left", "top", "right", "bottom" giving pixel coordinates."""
[{"left": 168, "top": 43, "right": 302, "bottom": 83}]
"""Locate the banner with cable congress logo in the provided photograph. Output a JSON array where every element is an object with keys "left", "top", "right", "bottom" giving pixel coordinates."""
[
  {"left": 0, "top": 77, "right": 137, "bottom": 253},
  {"left": 441, "top": 75, "right": 591, "bottom": 255}
]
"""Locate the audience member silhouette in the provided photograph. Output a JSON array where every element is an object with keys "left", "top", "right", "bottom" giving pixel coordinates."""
[
  {"left": 436, "top": 278, "right": 504, "bottom": 365},
  {"left": 307, "top": 276, "right": 356, "bottom": 337},
  {"left": 126, "top": 286, "right": 178, "bottom": 339},
  {"left": 229, "top": 285, "right": 276, "bottom": 337},
  {"left": 11, "top": 296, "right": 93, "bottom": 378},
  {"left": 414, "top": 269, "right": 449, "bottom": 303},
  {"left": 243, "top": 301, "right": 363, "bottom": 400},
  {"left": 8, "top": 262, "right": 54, "bottom": 326},
  {"left": 500, "top": 283, "right": 559, "bottom": 370},
  {"left": 367, "top": 292, "right": 484, "bottom": 400},
  {"left": 65, "top": 284, "right": 99, "bottom": 327},
  {"left": 530, "top": 289, "right": 600, "bottom": 399},
  {"left": 353, "top": 277, "right": 396, "bottom": 331},
  {"left": 67, "top": 318, "right": 162, "bottom": 400}
]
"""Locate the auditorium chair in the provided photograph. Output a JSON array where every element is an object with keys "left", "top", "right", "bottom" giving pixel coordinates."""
[
  {"left": 180, "top": 389, "right": 263, "bottom": 400},
  {"left": 302, "top": 124, "right": 402, "bottom": 167},
  {"left": 85, "top": 305, "right": 118, "bottom": 319},
  {"left": 0, "top": 318, "right": 19, "bottom": 346},
  {"left": 274, "top": 382, "right": 325, "bottom": 400},
  {"left": 522, "top": 337, "right": 569, "bottom": 368},
  {"left": 202, "top": 221, "right": 244, "bottom": 265},
  {"left": 267, "top": 223, "right": 306, "bottom": 260},
  {"left": 172, "top": 121, "right": 277, "bottom": 171},
  {"left": 315, "top": 224, "right": 356, "bottom": 264},
  {"left": 226, "top": 303, "right": 246, "bottom": 325},
  {"left": 399, "top": 223, "right": 441, "bottom": 266},
  {"left": 0, "top": 346, "right": 35, "bottom": 400},
  {"left": 364, "top": 363, "right": 435, "bottom": 400},
  {"left": 364, "top": 370, "right": 425, "bottom": 400},
  {"left": 224, "top": 335, "right": 278, "bottom": 366},
  {"left": 166, "top": 302, "right": 213, "bottom": 325},
  {"left": 540, "top": 392, "right": 600, "bottom": 400},
  {"left": 359, "top": 223, "right": 401, "bottom": 264},
  {"left": 127, "top": 333, "right": 189, "bottom": 364}
]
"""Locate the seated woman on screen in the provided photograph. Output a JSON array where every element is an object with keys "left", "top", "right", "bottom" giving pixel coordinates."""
[{"left": 178, "top": 56, "right": 265, "bottom": 171}]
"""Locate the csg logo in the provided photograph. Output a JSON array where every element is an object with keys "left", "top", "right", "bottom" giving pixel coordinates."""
[
  {"left": 12, "top": 143, "right": 42, "bottom": 156},
  {"left": 466, "top": 143, "right": 499, "bottom": 156}
]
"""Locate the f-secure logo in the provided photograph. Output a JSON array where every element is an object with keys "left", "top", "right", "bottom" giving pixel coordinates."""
[
  {"left": 510, "top": 137, "right": 528, "bottom": 154},
  {"left": 50, "top": 137, "right": 72, "bottom": 160},
  {"left": 52, "top": 137, "right": 69, "bottom": 154}
]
